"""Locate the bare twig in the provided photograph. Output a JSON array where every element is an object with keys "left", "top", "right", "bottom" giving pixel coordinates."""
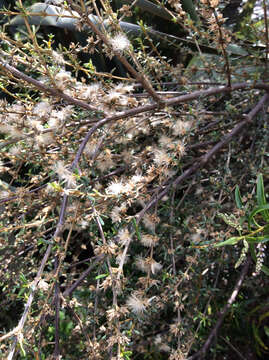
[
  {"left": 187, "top": 256, "right": 251, "bottom": 359},
  {"left": 220, "top": 336, "right": 246, "bottom": 360},
  {"left": 63, "top": 254, "right": 105, "bottom": 298},
  {"left": 208, "top": 1, "right": 232, "bottom": 87},
  {"left": 263, "top": 0, "right": 269, "bottom": 75},
  {"left": 53, "top": 256, "right": 60, "bottom": 359},
  {"left": 175, "top": 179, "right": 195, "bottom": 211}
]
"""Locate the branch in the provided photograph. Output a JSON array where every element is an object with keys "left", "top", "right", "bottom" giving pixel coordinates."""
[
  {"left": 0, "top": 60, "right": 104, "bottom": 114},
  {"left": 63, "top": 254, "right": 105, "bottom": 298},
  {"left": 53, "top": 256, "right": 60, "bottom": 359},
  {"left": 2, "top": 82, "right": 268, "bottom": 359},
  {"left": 263, "top": 0, "right": 269, "bottom": 75},
  {"left": 187, "top": 256, "right": 251, "bottom": 359},
  {"left": 5, "top": 242, "right": 53, "bottom": 359},
  {"left": 1, "top": 81, "right": 268, "bottom": 207},
  {"left": 65, "top": 0, "right": 163, "bottom": 104},
  {"left": 208, "top": 1, "right": 232, "bottom": 87},
  {"left": 136, "top": 92, "right": 269, "bottom": 221}
]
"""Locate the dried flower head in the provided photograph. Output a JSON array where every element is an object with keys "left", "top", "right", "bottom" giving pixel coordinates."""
[
  {"left": 114, "top": 83, "right": 134, "bottom": 94},
  {"left": 126, "top": 294, "right": 147, "bottom": 314},
  {"left": 118, "top": 228, "right": 131, "bottom": 246},
  {"left": 142, "top": 213, "right": 160, "bottom": 232},
  {"left": 54, "top": 70, "right": 73, "bottom": 90},
  {"left": 76, "top": 83, "right": 101, "bottom": 100},
  {"left": 153, "top": 148, "right": 171, "bottom": 166},
  {"left": 33, "top": 101, "right": 52, "bottom": 119},
  {"left": 110, "top": 33, "right": 131, "bottom": 52},
  {"left": 135, "top": 256, "right": 162, "bottom": 274},
  {"left": 38, "top": 279, "right": 50, "bottom": 291},
  {"left": 52, "top": 50, "right": 65, "bottom": 65},
  {"left": 172, "top": 120, "right": 192, "bottom": 136},
  {"left": 140, "top": 234, "right": 159, "bottom": 247},
  {"left": 54, "top": 161, "right": 77, "bottom": 188},
  {"left": 106, "top": 180, "right": 126, "bottom": 196},
  {"left": 116, "top": 252, "right": 130, "bottom": 265},
  {"left": 36, "top": 132, "right": 54, "bottom": 146},
  {"left": 110, "top": 206, "right": 122, "bottom": 223},
  {"left": 159, "top": 135, "right": 173, "bottom": 148},
  {"left": 9, "top": 145, "right": 23, "bottom": 157}
]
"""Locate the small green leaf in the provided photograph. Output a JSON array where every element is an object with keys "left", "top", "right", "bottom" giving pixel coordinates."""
[
  {"left": 19, "top": 273, "right": 27, "bottom": 283},
  {"left": 95, "top": 273, "right": 108, "bottom": 280},
  {"left": 18, "top": 339, "right": 26, "bottom": 357},
  {"left": 132, "top": 218, "right": 141, "bottom": 241},
  {"left": 235, "top": 185, "right": 243, "bottom": 209},
  {"left": 226, "top": 44, "right": 248, "bottom": 56},
  {"left": 264, "top": 325, "right": 269, "bottom": 337},
  {"left": 18, "top": 287, "right": 27, "bottom": 297},
  {"left": 84, "top": 59, "right": 96, "bottom": 73},
  {"left": 257, "top": 174, "right": 269, "bottom": 221},
  {"left": 248, "top": 204, "right": 269, "bottom": 227},
  {"left": 250, "top": 243, "right": 256, "bottom": 260},
  {"left": 252, "top": 321, "right": 269, "bottom": 350},
  {"left": 38, "top": 238, "right": 53, "bottom": 245},
  {"left": 246, "top": 235, "right": 269, "bottom": 244},
  {"left": 181, "top": 0, "right": 198, "bottom": 22},
  {"left": 259, "top": 312, "right": 269, "bottom": 323},
  {"left": 257, "top": 174, "right": 266, "bottom": 206},
  {"left": 97, "top": 215, "right": 104, "bottom": 226},
  {"left": 214, "top": 236, "right": 242, "bottom": 247},
  {"left": 49, "top": 182, "right": 63, "bottom": 192}
]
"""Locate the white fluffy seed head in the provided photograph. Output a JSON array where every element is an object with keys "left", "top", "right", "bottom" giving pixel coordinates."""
[{"left": 110, "top": 33, "right": 131, "bottom": 52}]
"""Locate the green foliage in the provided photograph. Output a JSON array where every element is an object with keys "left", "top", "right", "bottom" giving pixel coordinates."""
[{"left": 216, "top": 174, "right": 269, "bottom": 276}]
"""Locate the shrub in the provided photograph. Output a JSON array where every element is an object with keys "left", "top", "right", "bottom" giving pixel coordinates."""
[{"left": 0, "top": 1, "right": 268, "bottom": 359}]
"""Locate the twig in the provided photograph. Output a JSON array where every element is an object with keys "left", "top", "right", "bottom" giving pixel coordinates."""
[
  {"left": 4, "top": 119, "right": 104, "bottom": 360},
  {"left": 53, "top": 256, "right": 60, "bottom": 359},
  {"left": 0, "top": 67, "right": 268, "bottom": 164},
  {"left": 136, "top": 93, "right": 269, "bottom": 222},
  {"left": 63, "top": 254, "right": 105, "bottom": 298},
  {"left": 2, "top": 81, "right": 269, "bottom": 358},
  {"left": 6, "top": 242, "right": 53, "bottom": 359},
  {"left": 175, "top": 179, "right": 194, "bottom": 211},
  {"left": 1, "top": 84, "right": 267, "bottom": 209},
  {"left": 187, "top": 256, "right": 251, "bottom": 359},
  {"left": 263, "top": 0, "right": 269, "bottom": 75},
  {"left": 0, "top": 61, "right": 103, "bottom": 114},
  {"left": 220, "top": 336, "right": 245, "bottom": 360},
  {"left": 64, "top": 299, "right": 94, "bottom": 347},
  {"left": 208, "top": 1, "right": 231, "bottom": 87},
  {"left": 65, "top": 0, "right": 163, "bottom": 105}
]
